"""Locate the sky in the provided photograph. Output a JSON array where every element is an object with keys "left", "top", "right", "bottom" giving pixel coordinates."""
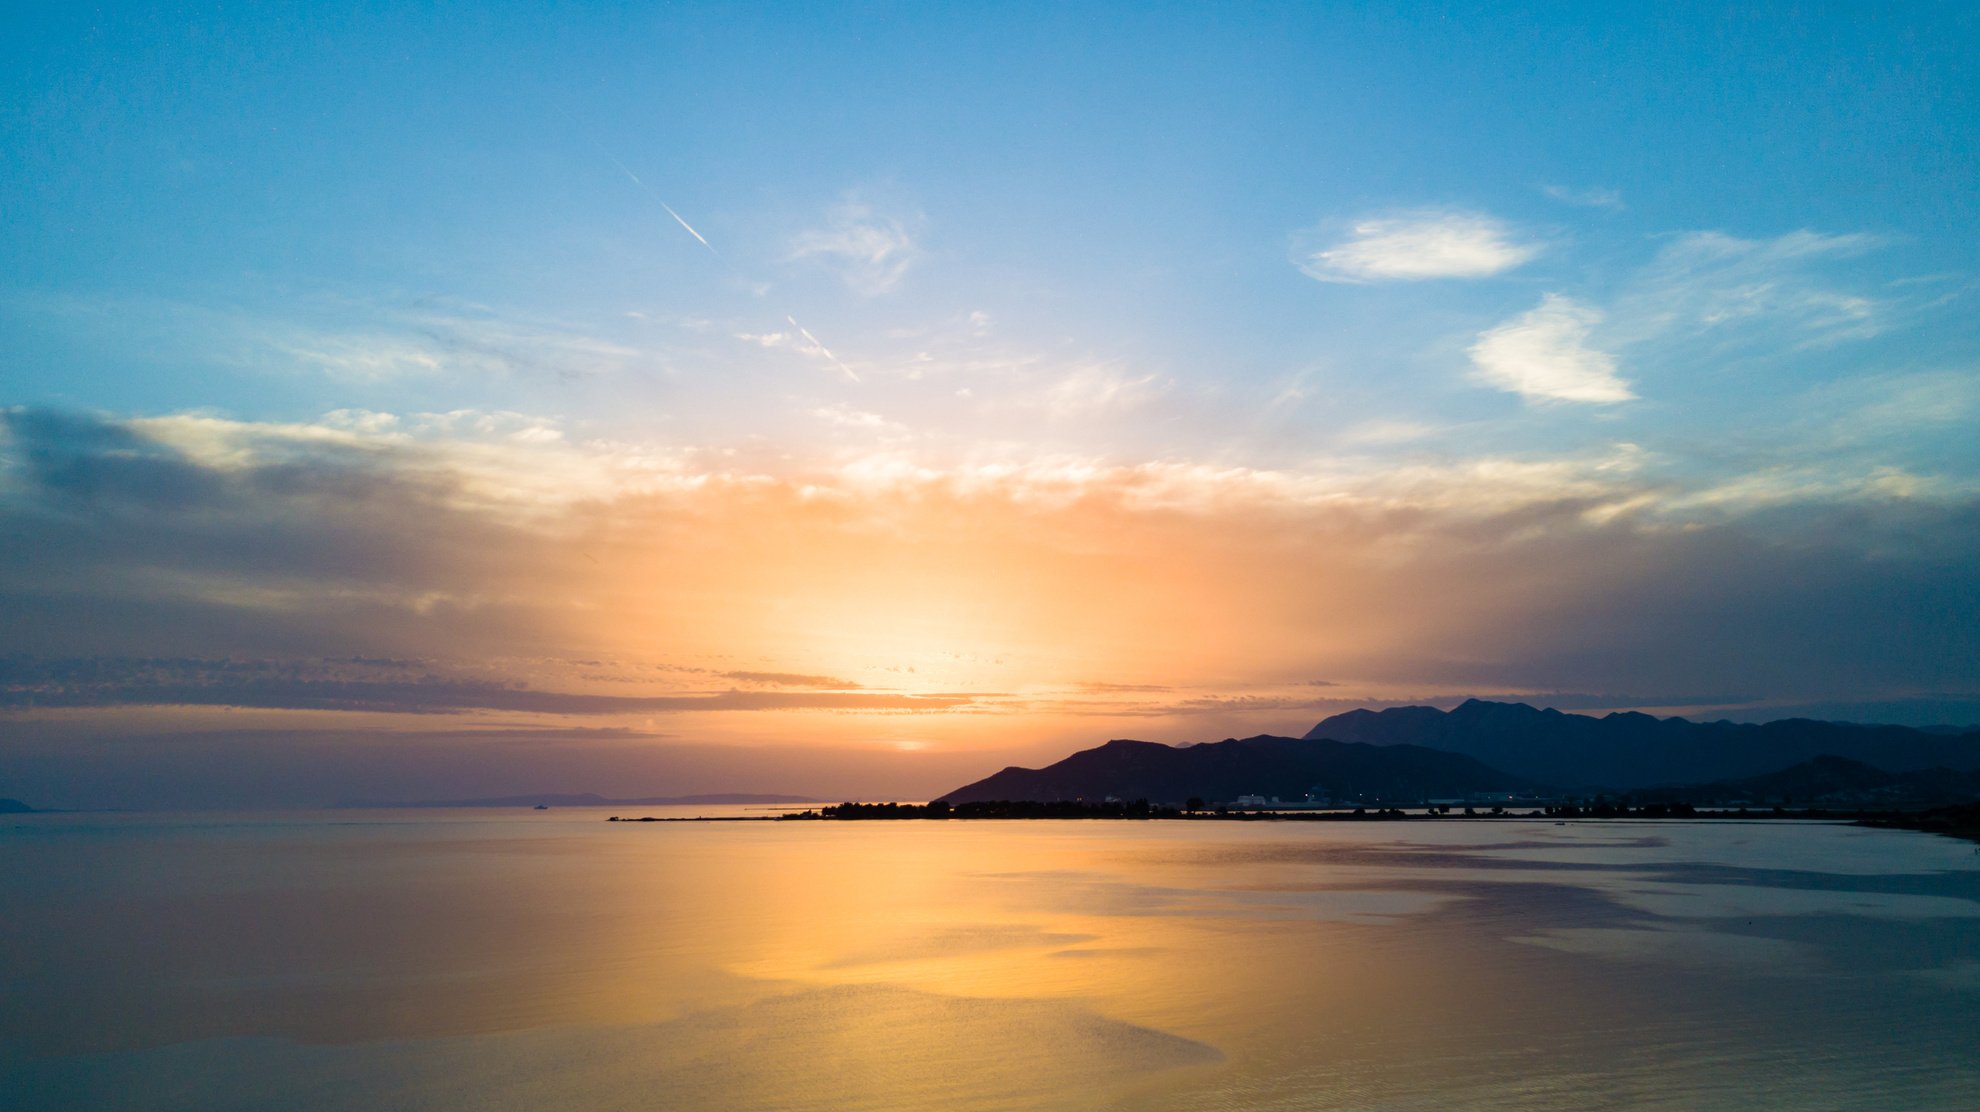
[{"left": 3, "top": 2, "right": 1979, "bottom": 807}]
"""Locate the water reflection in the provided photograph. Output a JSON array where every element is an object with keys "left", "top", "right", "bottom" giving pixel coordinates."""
[{"left": 3, "top": 814, "right": 1978, "bottom": 1109}]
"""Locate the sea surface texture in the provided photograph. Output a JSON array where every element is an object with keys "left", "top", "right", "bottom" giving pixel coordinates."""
[{"left": 4, "top": 811, "right": 1978, "bottom": 1110}]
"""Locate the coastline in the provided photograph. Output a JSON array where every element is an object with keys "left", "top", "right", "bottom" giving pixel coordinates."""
[{"left": 605, "top": 802, "right": 1980, "bottom": 843}]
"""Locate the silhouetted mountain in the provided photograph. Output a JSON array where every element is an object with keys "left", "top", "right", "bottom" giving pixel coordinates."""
[
  {"left": 940, "top": 735, "right": 1533, "bottom": 805},
  {"left": 1728, "top": 755, "right": 1901, "bottom": 798},
  {"left": 0, "top": 798, "right": 34, "bottom": 813},
  {"left": 332, "top": 792, "right": 820, "bottom": 809},
  {"left": 1638, "top": 755, "right": 1980, "bottom": 809},
  {"left": 1303, "top": 700, "right": 1980, "bottom": 789}
]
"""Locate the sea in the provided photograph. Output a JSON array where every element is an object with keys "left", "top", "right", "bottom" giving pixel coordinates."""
[{"left": 4, "top": 808, "right": 1978, "bottom": 1110}]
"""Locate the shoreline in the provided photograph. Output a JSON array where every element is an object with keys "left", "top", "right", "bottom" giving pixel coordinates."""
[{"left": 606, "top": 803, "right": 1980, "bottom": 843}]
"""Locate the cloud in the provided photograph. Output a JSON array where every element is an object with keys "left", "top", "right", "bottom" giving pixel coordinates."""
[
  {"left": 737, "top": 326, "right": 846, "bottom": 369},
  {"left": 245, "top": 302, "right": 647, "bottom": 383},
  {"left": 1336, "top": 419, "right": 1441, "bottom": 446},
  {"left": 13, "top": 291, "right": 657, "bottom": 384},
  {"left": 1815, "top": 370, "right": 1980, "bottom": 444},
  {"left": 719, "top": 671, "right": 863, "bottom": 689},
  {"left": 790, "top": 199, "right": 922, "bottom": 295},
  {"left": 1542, "top": 184, "right": 1624, "bottom": 210},
  {"left": 4, "top": 406, "right": 1978, "bottom": 749},
  {"left": 1040, "top": 364, "right": 1167, "bottom": 419},
  {"left": 1468, "top": 294, "right": 1635, "bottom": 404},
  {"left": 0, "top": 667, "right": 963, "bottom": 714},
  {"left": 1611, "top": 230, "right": 1891, "bottom": 351},
  {"left": 813, "top": 404, "right": 903, "bottom": 433},
  {"left": 1444, "top": 226, "right": 1923, "bottom": 411},
  {"left": 1298, "top": 210, "right": 1540, "bottom": 283}
]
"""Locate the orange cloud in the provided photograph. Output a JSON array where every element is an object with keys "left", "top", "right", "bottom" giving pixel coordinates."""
[{"left": 4, "top": 408, "right": 1977, "bottom": 762}]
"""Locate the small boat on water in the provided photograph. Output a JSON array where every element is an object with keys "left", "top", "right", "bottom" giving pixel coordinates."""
[{"left": 533, "top": 804, "right": 549, "bottom": 810}]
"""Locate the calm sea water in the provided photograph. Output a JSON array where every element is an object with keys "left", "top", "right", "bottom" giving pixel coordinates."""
[{"left": 4, "top": 810, "right": 1978, "bottom": 1110}]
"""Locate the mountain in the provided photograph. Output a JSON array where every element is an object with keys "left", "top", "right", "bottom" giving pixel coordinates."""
[
  {"left": 940, "top": 735, "right": 1534, "bottom": 805},
  {"left": 332, "top": 792, "right": 821, "bottom": 808},
  {"left": 0, "top": 798, "right": 34, "bottom": 813},
  {"left": 1641, "top": 755, "right": 1980, "bottom": 809},
  {"left": 1303, "top": 700, "right": 1980, "bottom": 789}
]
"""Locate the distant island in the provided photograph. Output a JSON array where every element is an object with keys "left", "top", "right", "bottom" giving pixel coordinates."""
[
  {"left": 334, "top": 792, "right": 821, "bottom": 809},
  {"left": 0, "top": 798, "right": 36, "bottom": 814}
]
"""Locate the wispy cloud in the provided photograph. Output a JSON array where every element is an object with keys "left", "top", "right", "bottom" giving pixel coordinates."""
[
  {"left": 790, "top": 198, "right": 922, "bottom": 296},
  {"left": 734, "top": 323, "right": 861, "bottom": 381},
  {"left": 1814, "top": 370, "right": 1980, "bottom": 444},
  {"left": 16, "top": 292, "right": 657, "bottom": 384},
  {"left": 1612, "top": 230, "right": 1890, "bottom": 351},
  {"left": 1040, "top": 364, "right": 1168, "bottom": 420},
  {"left": 813, "top": 403, "right": 904, "bottom": 433},
  {"left": 1468, "top": 294, "right": 1634, "bottom": 404},
  {"left": 1336, "top": 419, "right": 1441, "bottom": 446},
  {"left": 251, "top": 304, "right": 653, "bottom": 383},
  {"left": 1298, "top": 209, "right": 1541, "bottom": 283}
]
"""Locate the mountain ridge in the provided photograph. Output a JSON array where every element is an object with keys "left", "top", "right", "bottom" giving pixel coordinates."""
[
  {"left": 1303, "top": 699, "right": 1980, "bottom": 789},
  {"left": 940, "top": 734, "right": 1534, "bottom": 805},
  {"left": 1640, "top": 755, "right": 1980, "bottom": 808}
]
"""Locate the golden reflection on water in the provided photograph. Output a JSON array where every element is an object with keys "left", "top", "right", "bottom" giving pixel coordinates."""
[{"left": 5, "top": 813, "right": 1980, "bottom": 1110}]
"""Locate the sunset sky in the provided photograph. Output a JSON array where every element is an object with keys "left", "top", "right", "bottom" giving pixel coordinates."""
[{"left": 4, "top": 3, "right": 1978, "bottom": 807}]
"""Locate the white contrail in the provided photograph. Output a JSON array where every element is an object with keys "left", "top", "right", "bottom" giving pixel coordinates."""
[
  {"left": 602, "top": 152, "right": 722, "bottom": 258},
  {"left": 580, "top": 128, "right": 860, "bottom": 384},
  {"left": 789, "top": 315, "right": 861, "bottom": 383},
  {"left": 659, "top": 202, "right": 711, "bottom": 248}
]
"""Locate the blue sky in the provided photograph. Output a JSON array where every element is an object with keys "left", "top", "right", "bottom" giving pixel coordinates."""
[
  {"left": 9, "top": 3, "right": 1974, "bottom": 440},
  {"left": 3, "top": 3, "right": 1979, "bottom": 804}
]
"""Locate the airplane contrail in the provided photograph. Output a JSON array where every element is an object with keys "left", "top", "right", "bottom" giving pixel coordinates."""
[
  {"left": 789, "top": 316, "right": 860, "bottom": 383},
  {"left": 658, "top": 201, "right": 711, "bottom": 248},
  {"left": 600, "top": 151, "right": 721, "bottom": 258},
  {"left": 576, "top": 124, "right": 861, "bottom": 384}
]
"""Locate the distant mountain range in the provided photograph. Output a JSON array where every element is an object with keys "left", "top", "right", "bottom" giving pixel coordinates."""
[
  {"left": 0, "top": 798, "right": 35, "bottom": 814},
  {"left": 937, "top": 700, "right": 1980, "bottom": 806},
  {"left": 1303, "top": 699, "right": 1980, "bottom": 789},
  {"left": 941, "top": 735, "right": 1531, "bottom": 805},
  {"left": 1645, "top": 755, "right": 1980, "bottom": 809},
  {"left": 332, "top": 792, "right": 821, "bottom": 809}
]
